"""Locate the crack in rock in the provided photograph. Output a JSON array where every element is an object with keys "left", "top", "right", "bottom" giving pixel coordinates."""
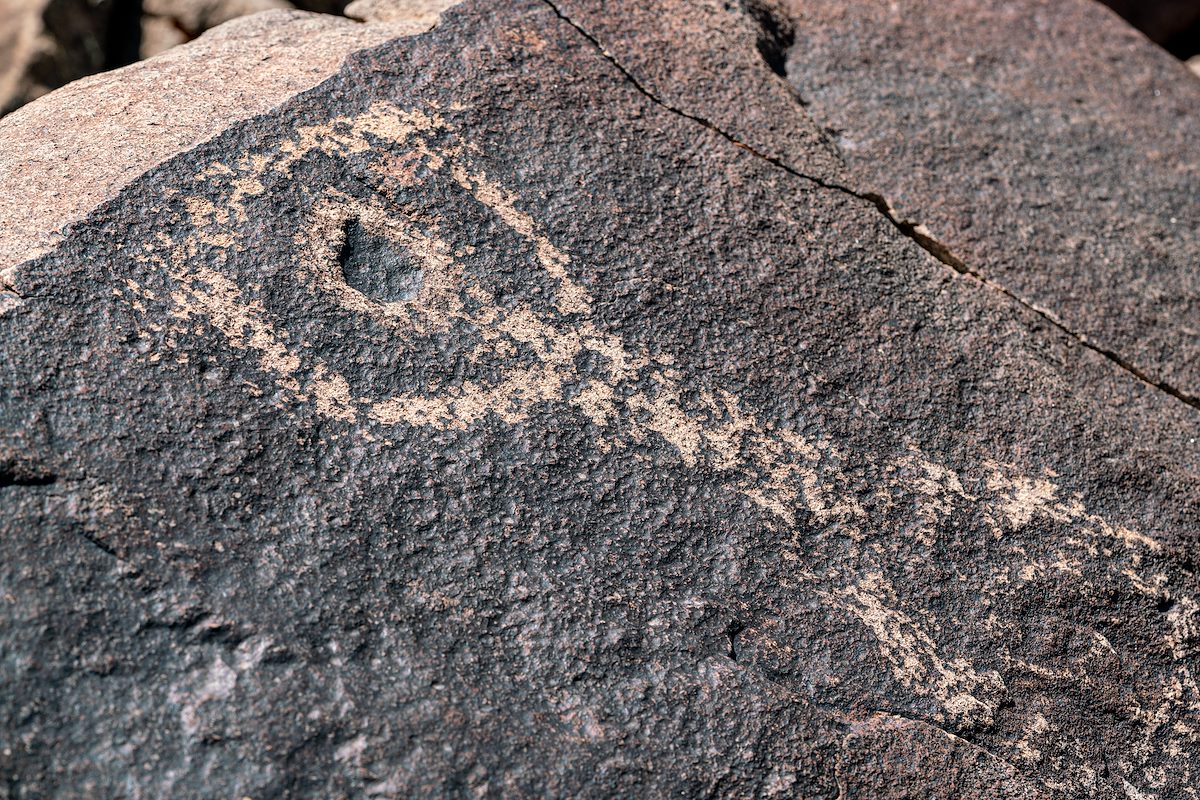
[{"left": 541, "top": 0, "right": 1200, "bottom": 416}]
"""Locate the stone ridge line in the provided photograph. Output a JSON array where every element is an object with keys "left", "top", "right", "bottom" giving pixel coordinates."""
[{"left": 538, "top": 0, "right": 1200, "bottom": 417}]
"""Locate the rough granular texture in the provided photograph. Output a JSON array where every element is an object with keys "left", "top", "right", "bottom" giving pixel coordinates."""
[
  {"left": 783, "top": 0, "right": 1200, "bottom": 405},
  {"left": 1, "top": 1, "right": 1199, "bottom": 797}
]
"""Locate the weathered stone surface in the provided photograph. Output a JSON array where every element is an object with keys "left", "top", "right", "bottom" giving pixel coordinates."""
[
  {"left": 1, "top": 1, "right": 1199, "bottom": 798},
  {"left": 0, "top": 9, "right": 433, "bottom": 273},
  {"left": 783, "top": 0, "right": 1200, "bottom": 404},
  {"left": 140, "top": 0, "right": 296, "bottom": 59}
]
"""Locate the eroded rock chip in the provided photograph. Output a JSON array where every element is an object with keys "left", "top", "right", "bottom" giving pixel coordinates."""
[{"left": 1, "top": 1, "right": 1199, "bottom": 798}]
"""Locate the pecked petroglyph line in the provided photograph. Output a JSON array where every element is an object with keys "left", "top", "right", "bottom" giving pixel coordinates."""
[{"left": 122, "top": 101, "right": 1200, "bottom": 790}]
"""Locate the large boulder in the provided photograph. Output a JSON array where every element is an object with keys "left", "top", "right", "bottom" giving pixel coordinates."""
[{"left": 1, "top": 1, "right": 1198, "bottom": 797}]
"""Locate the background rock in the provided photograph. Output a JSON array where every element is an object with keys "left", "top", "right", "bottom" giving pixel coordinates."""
[
  {"left": 140, "top": 0, "right": 295, "bottom": 58},
  {"left": 344, "top": 0, "right": 453, "bottom": 24},
  {"left": 0, "top": 0, "right": 130, "bottom": 115}
]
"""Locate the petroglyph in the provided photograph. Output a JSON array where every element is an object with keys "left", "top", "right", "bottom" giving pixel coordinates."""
[{"left": 119, "top": 101, "right": 1200, "bottom": 794}]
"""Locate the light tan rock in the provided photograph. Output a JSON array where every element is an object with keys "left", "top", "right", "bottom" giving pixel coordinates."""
[
  {"left": 344, "top": 0, "right": 452, "bottom": 24},
  {"left": 140, "top": 0, "right": 296, "bottom": 59},
  {"left": 143, "top": 0, "right": 293, "bottom": 33},
  {"left": 0, "top": 0, "right": 41, "bottom": 112},
  {"left": 0, "top": 8, "right": 445, "bottom": 274},
  {"left": 139, "top": 15, "right": 190, "bottom": 59}
]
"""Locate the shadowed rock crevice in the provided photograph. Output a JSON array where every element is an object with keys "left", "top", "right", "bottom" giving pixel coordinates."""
[
  {"left": 0, "top": 451, "right": 56, "bottom": 487},
  {"left": 1100, "top": 0, "right": 1200, "bottom": 59},
  {"left": 541, "top": 0, "right": 1200, "bottom": 416},
  {"left": 737, "top": 0, "right": 793, "bottom": 78},
  {"left": 74, "top": 528, "right": 123, "bottom": 560},
  {"left": 103, "top": 0, "right": 144, "bottom": 69},
  {"left": 724, "top": 619, "right": 744, "bottom": 660}
]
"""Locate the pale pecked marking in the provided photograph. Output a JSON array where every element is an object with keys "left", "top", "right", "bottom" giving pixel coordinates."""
[{"left": 122, "top": 102, "right": 1199, "bottom": 791}]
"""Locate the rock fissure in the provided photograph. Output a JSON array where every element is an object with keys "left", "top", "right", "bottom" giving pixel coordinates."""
[
  {"left": 831, "top": 711, "right": 1051, "bottom": 799},
  {"left": 0, "top": 471, "right": 55, "bottom": 488},
  {"left": 0, "top": 455, "right": 56, "bottom": 487},
  {"left": 542, "top": 0, "right": 1200, "bottom": 417},
  {"left": 858, "top": 194, "right": 1200, "bottom": 413},
  {"left": 74, "top": 528, "right": 124, "bottom": 562},
  {"left": 725, "top": 620, "right": 744, "bottom": 661},
  {"left": 0, "top": 269, "right": 20, "bottom": 296},
  {"left": 879, "top": 710, "right": 1028, "bottom": 780}
]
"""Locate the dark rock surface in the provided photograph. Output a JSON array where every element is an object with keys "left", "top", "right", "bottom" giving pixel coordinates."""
[
  {"left": 2, "top": 1, "right": 1200, "bottom": 798},
  {"left": 784, "top": 0, "right": 1200, "bottom": 405}
]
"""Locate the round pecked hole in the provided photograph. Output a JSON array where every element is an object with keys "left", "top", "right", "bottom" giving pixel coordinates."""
[{"left": 337, "top": 217, "right": 424, "bottom": 303}]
